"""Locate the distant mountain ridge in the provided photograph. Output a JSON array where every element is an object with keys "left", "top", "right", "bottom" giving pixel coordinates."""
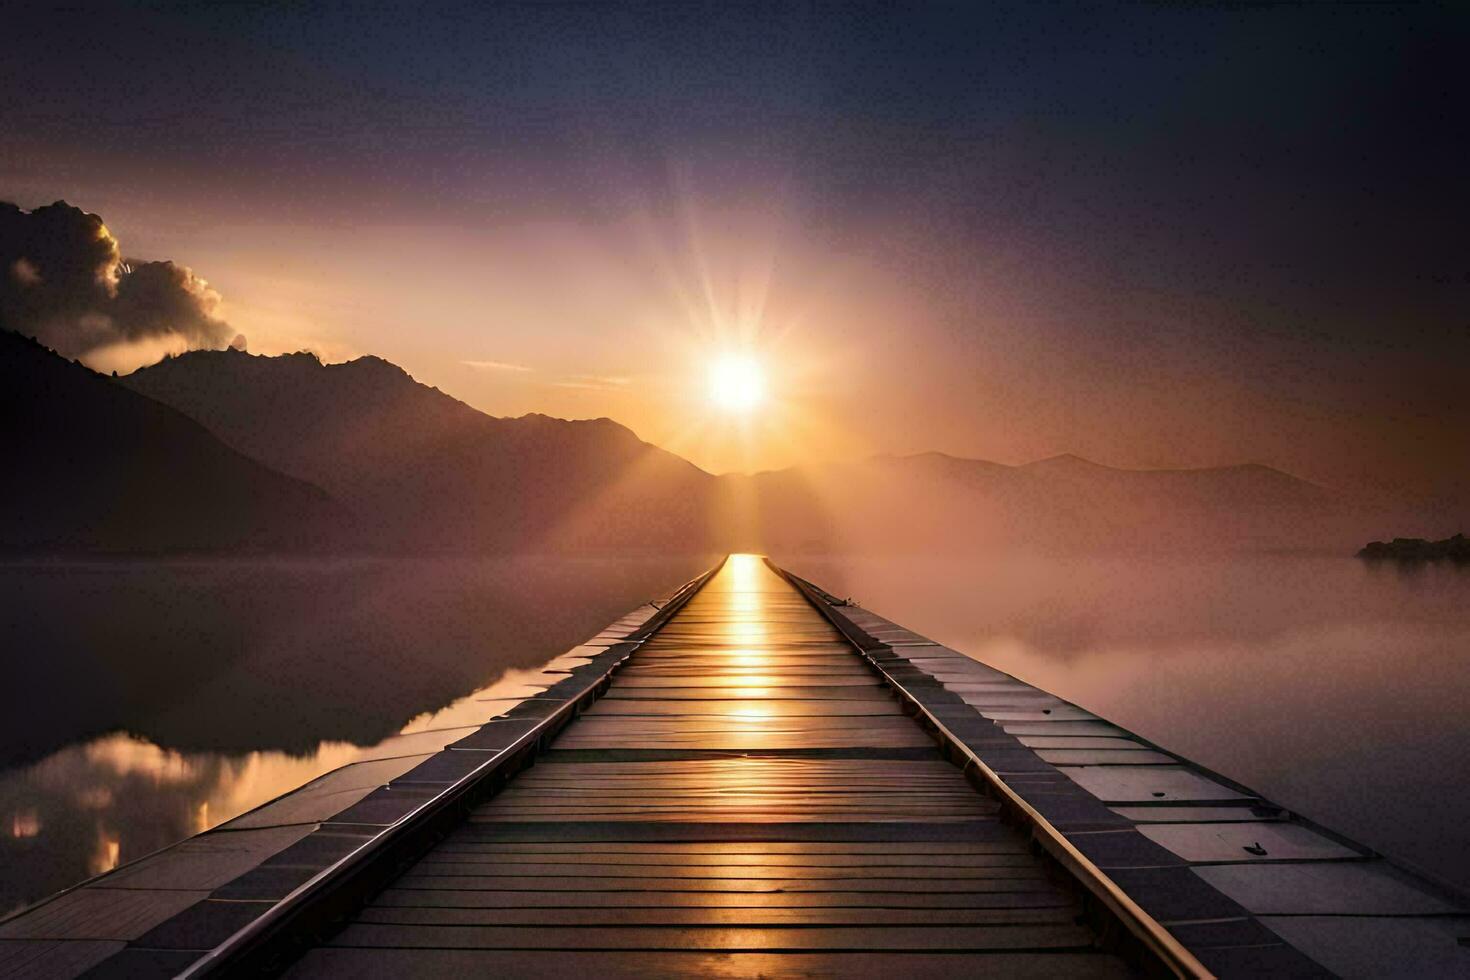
[
  {"left": 5, "top": 335, "right": 1428, "bottom": 555},
  {"left": 875, "top": 449, "right": 1324, "bottom": 496},
  {"left": 725, "top": 446, "right": 1345, "bottom": 554},
  {"left": 121, "top": 347, "right": 715, "bottom": 552}
]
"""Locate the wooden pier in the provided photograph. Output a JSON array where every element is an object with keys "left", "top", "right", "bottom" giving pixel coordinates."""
[
  {"left": 276, "top": 554, "right": 1147, "bottom": 978},
  {"left": 3, "top": 554, "right": 1468, "bottom": 978}
]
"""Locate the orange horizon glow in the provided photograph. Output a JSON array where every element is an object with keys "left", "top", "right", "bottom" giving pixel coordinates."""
[{"left": 61, "top": 186, "right": 1461, "bottom": 497}]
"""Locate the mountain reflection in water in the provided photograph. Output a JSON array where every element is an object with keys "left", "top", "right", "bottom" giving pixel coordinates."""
[{"left": 0, "top": 556, "right": 711, "bottom": 914}]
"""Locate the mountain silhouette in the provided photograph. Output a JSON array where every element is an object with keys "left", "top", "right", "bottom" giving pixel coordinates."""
[
  {"left": 5, "top": 341, "right": 1427, "bottom": 555},
  {"left": 121, "top": 348, "right": 716, "bottom": 552},
  {"left": 0, "top": 330, "right": 345, "bottom": 552},
  {"left": 728, "top": 450, "right": 1355, "bottom": 553}
]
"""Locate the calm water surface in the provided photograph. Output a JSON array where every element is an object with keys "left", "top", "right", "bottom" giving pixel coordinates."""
[
  {"left": 0, "top": 555, "right": 711, "bottom": 914},
  {"left": 788, "top": 553, "right": 1470, "bottom": 894}
]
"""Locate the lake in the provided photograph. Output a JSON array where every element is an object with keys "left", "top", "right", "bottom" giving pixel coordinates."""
[
  {"left": 3, "top": 551, "right": 1468, "bottom": 915},
  {"left": 786, "top": 553, "right": 1470, "bottom": 895}
]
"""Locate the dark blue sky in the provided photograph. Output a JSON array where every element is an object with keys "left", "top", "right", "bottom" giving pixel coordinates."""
[{"left": 2, "top": 2, "right": 1466, "bottom": 495}]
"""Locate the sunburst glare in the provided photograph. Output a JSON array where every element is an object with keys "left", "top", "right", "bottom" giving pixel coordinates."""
[{"left": 708, "top": 354, "right": 766, "bottom": 412}]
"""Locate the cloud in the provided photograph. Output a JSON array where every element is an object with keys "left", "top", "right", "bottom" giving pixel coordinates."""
[
  {"left": 461, "top": 359, "right": 531, "bottom": 372},
  {"left": 0, "top": 200, "right": 237, "bottom": 370},
  {"left": 552, "top": 375, "right": 631, "bottom": 391}
]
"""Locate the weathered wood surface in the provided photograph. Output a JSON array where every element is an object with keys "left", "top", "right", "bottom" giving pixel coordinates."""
[{"left": 283, "top": 556, "right": 1131, "bottom": 978}]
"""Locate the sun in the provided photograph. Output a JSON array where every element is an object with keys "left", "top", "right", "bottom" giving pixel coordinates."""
[{"left": 708, "top": 354, "right": 766, "bottom": 412}]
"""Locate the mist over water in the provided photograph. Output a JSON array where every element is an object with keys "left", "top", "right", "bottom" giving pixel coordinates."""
[
  {"left": 0, "top": 555, "right": 711, "bottom": 914},
  {"left": 786, "top": 553, "right": 1470, "bottom": 893}
]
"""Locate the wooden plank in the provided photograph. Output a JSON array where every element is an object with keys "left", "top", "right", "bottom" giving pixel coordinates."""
[
  {"left": 388, "top": 875, "right": 1054, "bottom": 893},
  {"left": 617, "top": 665, "right": 876, "bottom": 676},
  {"left": 478, "top": 789, "right": 987, "bottom": 802},
  {"left": 471, "top": 812, "right": 995, "bottom": 824},
  {"left": 1193, "top": 862, "right": 1467, "bottom": 915},
  {"left": 482, "top": 768, "right": 989, "bottom": 786},
  {"left": 563, "top": 716, "right": 917, "bottom": 732},
  {"left": 957, "top": 693, "right": 1070, "bottom": 707},
  {"left": 1058, "top": 767, "right": 1251, "bottom": 804},
  {"left": 477, "top": 800, "right": 991, "bottom": 813},
  {"left": 0, "top": 889, "right": 210, "bottom": 941},
  {"left": 1002, "top": 722, "right": 1128, "bottom": 737},
  {"left": 224, "top": 754, "right": 436, "bottom": 830},
  {"left": 404, "top": 860, "right": 1045, "bottom": 878},
  {"left": 645, "top": 635, "right": 845, "bottom": 644},
  {"left": 611, "top": 675, "right": 881, "bottom": 687},
  {"left": 977, "top": 708, "right": 1100, "bottom": 722},
  {"left": 905, "top": 657, "right": 999, "bottom": 669},
  {"left": 498, "top": 781, "right": 975, "bottom": 793},
  {"left": 513, "top": 759, "right": 966, "bottom": 775},
  {"left": 370, "top": 888, "right": 1074, "bottom": 910},
  {"left": 480, "top": 776, "right": 983, "bottom": 790},
  {"left": 601, "top": 642, "right": 844, "bottom": 659},
  {"left": 0, "top": 939, "right": 126, "bottom": 980},
  {"left": 1017, "top": 737, "right": 1151, "bottom": 749},
  {"left": 1034, "top": 749, "right": 1176, "bottom": 766},
  {"left": 354, "top": 906, "right": 1079, "bottom": 926},
  {"left": 602, "top": 686, "right": 892, "bottom": 701},
  {"left": 455, "top": 820, "right": 1012, "bottom": 844},
  {"left": 539, "top": 748, "right": 947, "bottom": 763},
  {"left": 1138, "top": 823, "right": 1359, "bottom": 863},
  {"left": 285, "top": 948, "right": 1134, "bottom": 978},
  {"left": 1109, "top": 806, "right": 1282, "bottom": 823},
  {"left": 1255, "top": 915, "right": 1470, "bottom": 978},
  {"left": 431, "top": 841, "right": 1029, "bottom": 856},
  {"left": 505, "top": 769, "right": 974, "bottom": 783},
  {"left": 482, "top": 792, "right": 991, "bottom": 813},
  {"left": 421, "top": 853, "right": 1031, "bottom": 868},
  {"left": 88, "top": 825, "right": 314, "bottom": 891},
  {"left": 623, "top": 665, "right": 864, "bottom": 676},
  {"left": 551, "top": 733, "right": 935, "bottom": 750},
  {"left": 325, "top": 922, "right": 1098, "bottom": 951},
  {"left": 582, "top": 700, "right": 906, "bottom": 717},
  {"left": 481, "top": 791, "right": 988, "bottom": 803}
]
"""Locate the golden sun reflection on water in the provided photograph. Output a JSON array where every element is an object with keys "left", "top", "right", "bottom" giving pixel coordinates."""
[
  {"left": 89, "top": 833, "right": 120, "bottom": 875},
  {"left": 619, "top": 554, "right": 839, "bottom": 816}
]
